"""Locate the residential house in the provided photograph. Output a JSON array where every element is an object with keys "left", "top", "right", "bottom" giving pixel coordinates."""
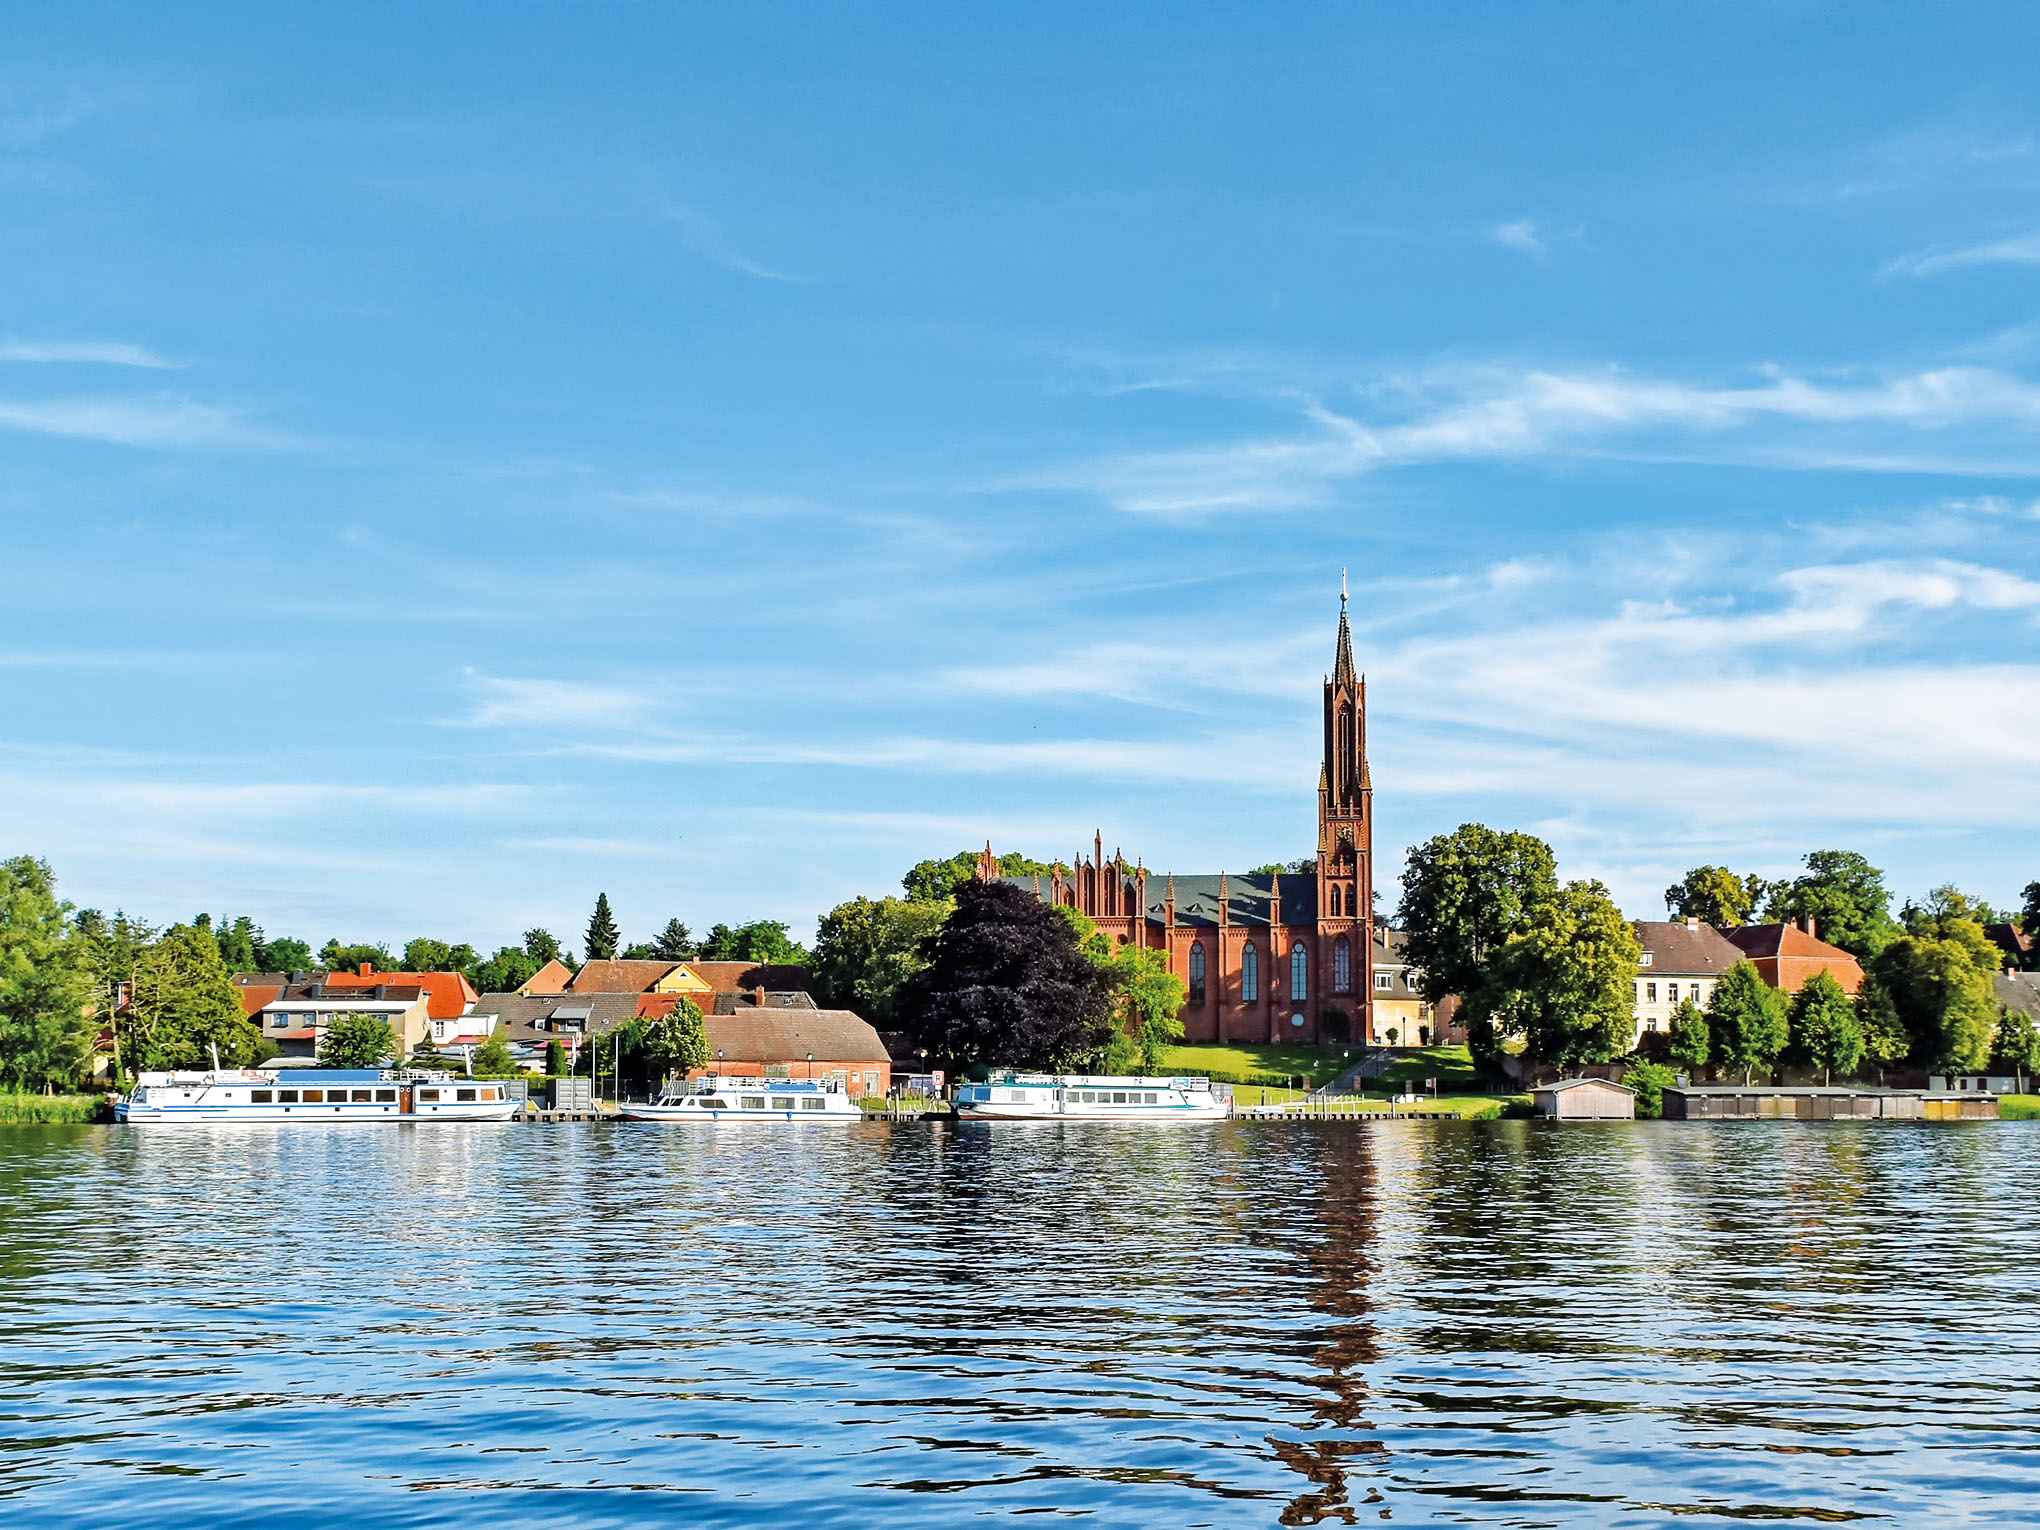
[
  {"left": 1630, "top": 919, "right": 1746, "bottom": 1047},
  {"left": 253, "top": 980, "right": 433, "bottom": 1059},
  {"left": 1368, "top": 928, "right": 1432, "bottom": 1046},
  {"left": 321, "top": 962, "right": 478, "bottom": 1022},
  {"left": 691, "top": 1006, "right": 892, "bottom": 1097},
  {"left": 520, "top": 958, "right": 574, "bottom": 995},
  {"left": 466, "top": 991, "right": 645, "bottom": 1065},
  {"left": 564, "top": 958, "right": 814, "bottom": 1008},
  {"left": 1986, "top": 923, "right": 2033, "bottom": 970},
  {"left": 1722, "top": 918, "right": 1864, "bottom": 995},
  {"left": 232, "top": 971, "right": 292, "bottom": 1019}
]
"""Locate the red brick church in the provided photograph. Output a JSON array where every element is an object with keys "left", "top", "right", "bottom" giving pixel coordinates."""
[{"left": 984, "top": 592, "right": 1376, "bottom": 1045}]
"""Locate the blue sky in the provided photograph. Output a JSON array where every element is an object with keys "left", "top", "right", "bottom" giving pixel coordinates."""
[{"left": 4, "top": 2, "right": 2039, "bottom": 952}]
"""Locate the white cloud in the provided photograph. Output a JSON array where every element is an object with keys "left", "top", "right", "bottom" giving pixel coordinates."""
[
  {"left": 1044, "top": 362, "right": 2040, "bottom": 515},
  {"left": 0, "top": 394, "right": 280, "bottom": 448},
  {"left": 1884, "top": 229, "right": 2040, "bottom": 278},
  {"left": 1492, "top": 219, "right": 1545, "bottom": 255},
  {"left": 459, "top": 673, "right": 655, "bottom": 729},
  {"left": 0, "top": 339, "right": 178, "bottom": 367},
  {"left": 658, "top": 203, "right": 810, "bottom": 284}
]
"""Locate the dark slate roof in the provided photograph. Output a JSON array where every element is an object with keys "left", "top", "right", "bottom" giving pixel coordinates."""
[
  {"left": 1996, "top": 972, "right": 2040, "bottom": 1022},
  {"left": 713, "top": 990, "right": 819, "bottom": 1015},
  {"left": 1005, "top": 870, "right": 1320, "bottom": 928},
  {"left": 1632, "top": 921, "right": 1746, "bottom": 977},
  {"left": 468, "top": 991, "right": 644, "bottom": 1045},
  {"left": 683, "top": 961, "right": 814, "bottom": 994}
]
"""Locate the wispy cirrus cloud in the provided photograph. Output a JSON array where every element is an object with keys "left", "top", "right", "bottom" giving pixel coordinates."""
[
  {"left": 658, "top": 202, "right": 810, "bottom": 284},
  {"left": 0, "top": 339, "right": 178, "bottom": 367},
  {"left": 1035, "top": 362, "right": 2040, "bottom": 515},
  {"left": 457, "top": 672, "right": 658, "bottom": 730},
  {"left": 1884, "top": 229, "right": 2040, "bottom": 278},
  {"left": 0, "top": 394, "right": 285, "bottom": 448}
]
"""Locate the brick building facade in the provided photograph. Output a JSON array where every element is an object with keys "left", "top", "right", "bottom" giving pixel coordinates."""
[{"left": 994, "top": 593, "right": 1376, "bottom": 1045}]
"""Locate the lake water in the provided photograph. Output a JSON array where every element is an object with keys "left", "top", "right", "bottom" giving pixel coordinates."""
[{"left": 3, "top": 1119, "right": 2037, "bottom": 1527}]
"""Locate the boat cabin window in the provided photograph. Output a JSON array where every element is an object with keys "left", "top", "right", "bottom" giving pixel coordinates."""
[
  {"left": 456, "top": 1088, "right": 476, "bottom": 1102},
  {"left": 278, "top": 1089, "right": 298, "bottom": 1103},
  {"left": 1112, "top": 1092, "right": 1127, "bottom": 1104},
  {"left": 352, "top": 1089, "right": 373, "bottom": 1102},
  {"left": 375, "top": 1089, "right": 396, "bottom": 1103},
  {"left": 420, "top": 1089, "right": 440, "bottom": 1102},
  {"left": 801, "top": 1097, "right": 826, "bottom": 1111},
  {"left": 741, "top": 1096, "right": 767, "bottom": 1110},
  {"left": 696, "top": 1098, "right": 728, "bottom": 1109},
  {"left": 251, "top": 1089, "right": 273, "bottom": 1103},
  {"left": 769, "top": 1097, "right": 794, "bottom": 1110},
  {"left": 302, "top": 1089, "right": 324, "bottom": 1103}
]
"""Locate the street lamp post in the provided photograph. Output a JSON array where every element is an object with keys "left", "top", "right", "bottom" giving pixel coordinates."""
[{"left": 806, "top": 1051, "right": 814, "bottom": 1085}]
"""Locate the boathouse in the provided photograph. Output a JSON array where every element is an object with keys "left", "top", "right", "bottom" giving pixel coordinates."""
[
  {"left": 1532, "top": 1077, "right": 1636, "bottom": 1120},
  {"left": 1664, "top": 1086, "right": 1996, "bottom": 1121}
]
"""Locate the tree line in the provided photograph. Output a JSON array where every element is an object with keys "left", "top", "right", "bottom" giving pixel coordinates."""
[{"left": 1399, "top": 827, "right": 2038, "bottom": 1087}]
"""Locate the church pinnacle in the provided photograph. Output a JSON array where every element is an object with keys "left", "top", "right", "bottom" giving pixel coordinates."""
[{"left": 1332, "top": 568, "right": 1357, "bottom": 689}]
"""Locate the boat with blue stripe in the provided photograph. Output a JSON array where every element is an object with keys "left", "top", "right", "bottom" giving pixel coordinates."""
[
  {"left": 115, "top": 1067, "right": 517, "bottom": 1124},
  {"left": 619, "top": 1075, "right": 864, "bottom": 1122}
]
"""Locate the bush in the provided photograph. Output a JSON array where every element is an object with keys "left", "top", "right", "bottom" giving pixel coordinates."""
[{"left": 1622, "top": 1062, "right": 1678, "bottom": 1120}]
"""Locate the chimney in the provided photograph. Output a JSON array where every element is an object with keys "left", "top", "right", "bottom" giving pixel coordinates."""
[
  {"left": 752, "top": 985, "right": 767, "bottom": 1007},
  {"left": 360, "top": 962, "right": 374, "bottom": 977},
  {"left": 1686, "top": 916, "right": 1699, "bottom": 932},
  {"left": 1803, "top": 916, "right": 1816, "bottom": 939}
]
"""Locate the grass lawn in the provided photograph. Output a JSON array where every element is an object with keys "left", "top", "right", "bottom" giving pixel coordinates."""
[
  {"left": 1158, "top": 1043, "right": 1355, "bottom": 1086},
  {"left": 2000, "top": 1096, "right": 2040, "bottom": 1120}
]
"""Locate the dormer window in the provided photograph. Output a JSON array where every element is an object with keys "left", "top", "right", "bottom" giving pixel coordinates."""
[{"left": 1639, "top": 952, "right": 1654, "bottom": 968}]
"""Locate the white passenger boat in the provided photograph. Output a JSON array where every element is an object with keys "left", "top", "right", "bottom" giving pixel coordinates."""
[
  {"left": 953, "top": 1072, "right": 1230, "bottom": 1122},
  {"left": 115, "top": 1068, "right": 518, "bottom": 1124},
  {"left": 618, "top": 1075, "right": 866, "bottom": 1122}
]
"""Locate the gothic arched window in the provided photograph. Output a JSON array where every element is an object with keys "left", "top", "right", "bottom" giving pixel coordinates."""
[
  {"left": 1188, "top": 942, "right": 1206, "bottom": 1004},
  {"left": 1334, "top": 935, "right": 1352, "bottom": 994},
  {"left": 1242, "top": 942, "right": 1259, "bottom": 1003},
  {"left": 1291, "top": 943, "right": 1308, "bottom": 1003},
  {"left": 1329, "top": 883, "right": 1342, "bottom": 917}
]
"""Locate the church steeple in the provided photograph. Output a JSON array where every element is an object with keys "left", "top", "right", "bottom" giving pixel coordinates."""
[{"left": 1333, "top": 567, "right": 1357, "bottom": 689}]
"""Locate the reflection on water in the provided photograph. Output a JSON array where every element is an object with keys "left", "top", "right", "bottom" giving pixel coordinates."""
[{"left": 2, "top": 1120, "right": 2037, "bottom": 1526}]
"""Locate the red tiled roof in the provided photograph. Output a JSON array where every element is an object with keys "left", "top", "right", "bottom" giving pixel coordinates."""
[
  {"left": 319, "top": 968, "right": 477, "bottom": 1019},
  {"left": 1723, "top": 923, "right": 1853, "bottom": 962},
  {"left": 567, "top": 959, "right": 683, "bottom": 994},
  {"left": 234, "top": 983, "right": 284, "bottom": 1018}
]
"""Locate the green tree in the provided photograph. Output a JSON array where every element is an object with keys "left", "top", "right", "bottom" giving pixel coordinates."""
[
  {"left": 1789, "top": 970, "right": 1863, "bottom": 1085},
  {"left": 402, "top": 937, "right": 455, "bottom": 972},
  {"left": 1705, "top": 960, "right": 1789, "bottom": 1084},
  {"left": 1622, "top": 1061, "right": 1677, "bottom": 1120},
  {"left": 1765, "top": 851, "right": 1899, "bottom": 958},
  {"left": 318, "top": 1014, "right": 396, "bottom": 1068},
  {"left": 1856, "top": 975, "right": 1911, "bottom": 1078},
  {"left": 545, "top": 1039, "right": 566, "bottom": 1076},
  {"left": 811, "top": 896, "right": 950, "bottom": 1024},
  {"left": 1663, "top": 866, "right": 1757, "bottom": 927},
  {"left": 1103, "top": 943, "right": 1189, "bottom": 1073},
  {"left": 585, "top": 894, "right": 621, "bottom": 962},
  {"left": 1871, "top": 930, "right": 2000, "bottom": 1073},
  {"left": 473, "top": 945, "right": 543, "bottom": 994},
  {"left": 410, "top": 1032, "right": 447, "bottom": 1069},
  {"left": 645, "top": 998, "right": 712, "bottom": 1082},
  {"left": 1396, "top": 824, "right": 1559, "bottom": 1061},
  {"left": 524, "top": 928, "right": 564, "bottom": 966},
  {"left": 901, "top": 850, "right": 1059, "bottom": 903},
  {"left": 471, "top": 1024, "right": 517, "bottom": 1076},
  {"left": 1902, "top": 885, "right": 2010, "bottom": 936},
  {"left": 1996, "top": 1006, "right": 2040, "bottom": 1094},
  {"left": 320, "top": 940, "right": 394, "bottom": 974},
  {"left": 256, "top": 935, "right": 313, "bottom": 972},
  {"left": 212, "top": 915, "right": 262, "bottom": 973},
  {"left": 699, "top": 919, "right": 807, "bottom": 964},
  {"left": 897, "top": 880, "right": 1116, "bottom": 1071},
  {"left": 624, "top": 918, "right": 698, "bottom": 962},
  {"left": 1487, "top": 879, "right": 1640, "bottom": 1073},
  {"left": 75, "top": 908, "right": 157, "bottom": 1082},
  {"left": 1667, "top": 996, "right": 1710, "bottom": 1074},
  {"left": 1247, "top": 858, "right": 1319, "bottom": 876},
  {"left": 132, "top": 923, "right": 264, "bottom": 1071},
  {"left": 0, "top": 857, "right": 96, "bottom": 1093}
]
